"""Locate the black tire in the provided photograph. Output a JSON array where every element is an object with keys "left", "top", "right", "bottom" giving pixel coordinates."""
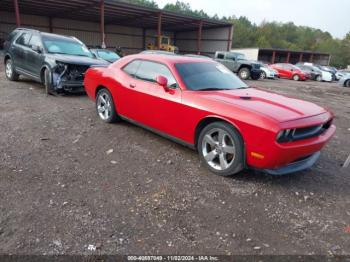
[
  {"left": 44, "top": 68, "right": 54, "bottom": 95},
  {"left": 316, "top": 75, "right": 322, "bottom": 82},
  {"left": 345, "top": 80, "right": 350, "bottom": 88},
  {"left": 197, "top": 122, "right": 245, "bottom": 176},
  {"left": 5, "top": 58, "right": 19, "bottom": 81},
  {"left": 96, "top": 88, "right": 120, "bottom": 123},
  {"left": 292, "top": 74, "right": 300, "bottom": 81},
  {"left": 238, "top": 67, "right": 251, "bottom": 80},
  {"left": 260, "top": 71, "right": 266, "bottom": 79}
]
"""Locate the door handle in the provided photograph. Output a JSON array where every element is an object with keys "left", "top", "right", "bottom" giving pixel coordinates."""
[{"left": 129, "top": 83, "right": 136, "bottom": 88}]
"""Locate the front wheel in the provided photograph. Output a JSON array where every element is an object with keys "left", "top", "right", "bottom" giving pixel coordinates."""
[
  {"left": 292, "top": 74, "right": 300, "bottom": 81},
  {"left": 316, "top": 75, "right": 322, "bottom": 82},
  {"left": 238, "top": 68, "right": 251, "bottom": 80},
  {"left": 5, "top": 59, "right": 19, "bottom": 81},
  {"left": 197, "top": 122, "right": 244, "bottom": 176},
  {"left": 260, "top": 71, "right": 266, "bottom": 79},
  {"left": 96, "top": 88, "right": 120, "bottom": 123}
]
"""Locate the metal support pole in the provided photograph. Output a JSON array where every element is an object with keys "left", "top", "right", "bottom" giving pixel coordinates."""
[
  {"left": 157, "top": 12, "right": 162, "bottom": 49},
  {"left": 14, "top": 0, "right": 21, "bottom": 27},
  {"left": 286, "top": 52, "right": 291, "bottom": 63},
  {"left": 48, "top": 17, "right": 53, "bottom": 33},
  {"left": 197, "top": 20, "right": 203, "bottom": 55},
  {"left": 299, "top": 53, "right": 303, "bottom": 62},
  {"left": 271, "top": 51, "right": 276, "bottom": 64},
  {"left": 142, "top": 28, "right": 146, "bottom": 50},
  {"left": 100, "top": 0, "right": 106, "bottom": 48},
  {"left": 227, "top": 25, "right": 233, "bottom": 51}
]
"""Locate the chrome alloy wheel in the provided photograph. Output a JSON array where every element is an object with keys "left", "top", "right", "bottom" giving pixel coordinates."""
[
  {"left": 97, "top": 92, "right": 112, "bottom": 120},
  {"left": 5, "top": 60, "right": 13, "bottom": 78},
  {"left": 201, "top": 128, "right": 236, "bottom": 171}
]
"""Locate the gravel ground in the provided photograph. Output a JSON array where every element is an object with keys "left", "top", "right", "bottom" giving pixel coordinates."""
[{"left": 0, "top": 56, "right": 350, "bottom": 256}]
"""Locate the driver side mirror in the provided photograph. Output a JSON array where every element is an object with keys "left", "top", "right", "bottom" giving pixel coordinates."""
[
  {"left": 156, "top": 75, "right": 168, "bottom": 90},
  {"left": 31, "top": 45, "right": 42, "bottom": 53}
]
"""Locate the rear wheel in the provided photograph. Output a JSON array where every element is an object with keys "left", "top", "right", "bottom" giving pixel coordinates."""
[
  {"left": 292, "top": 74, "right": 300, "bottom": 81},
  {"left": 238, "top": 67, "right": 251, "bottom": 80},
  {"left": 96, "top": 88, "right": 120, "bottom": 123},
  {"left": 5, "top": 58, "right": 19, "bottom": 81},
  {"left": 197, "top": 122, "right": 244, "bottom": 176},
  {"left": 345, "top": 80, "right": 350, "bottom": 88}
]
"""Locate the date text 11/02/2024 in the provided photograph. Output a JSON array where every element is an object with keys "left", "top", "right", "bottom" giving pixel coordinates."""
[{"left": 127, "top": 256, "right": 219, "bottom": 261}]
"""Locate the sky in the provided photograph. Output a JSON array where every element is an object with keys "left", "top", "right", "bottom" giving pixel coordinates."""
[{"left": 155, "top": 0, "right": 349, "bottom": 39}]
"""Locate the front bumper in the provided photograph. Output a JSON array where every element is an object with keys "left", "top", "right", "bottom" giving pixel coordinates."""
[
  {"left": 56, "top": 80, "right": 85, "bottom": 92},
  {"left": 262, "top": 151, "right": 320, "bottom": 175}
]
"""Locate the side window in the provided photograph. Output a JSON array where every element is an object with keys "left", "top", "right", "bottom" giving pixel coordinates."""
[
  {"left": 28, "top": 35, "right": 42, "bottom": 48},
  {"left": 123, "top": 60, "right": 141, "bottom": 77},
  {"left": 15, "top": 33, "right": 31, "bottom": 46},
  {"left": 217, "top": 53, "right": 224, "bottom": 59},
  {"left": 136, "top": 61, "right": 178, "bottom": 88},
  {"left": 6, "top": 30, "right": 19, "bottom": 42}
]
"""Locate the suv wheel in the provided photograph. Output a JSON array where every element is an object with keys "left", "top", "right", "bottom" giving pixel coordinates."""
[
  {"left": 198, "top": 122, "right": 244, "bottom": 176},
  {"left": 44, "top": 68, "right": 54, "bottom": 95},
  {"left": 5, "top": 59, "right": 19, "bottom": 81},
  {"left": 96, "top": 88, "right": 120, "bottom": 123},
  {"left": 238, "top": 68, "right": 251, "bottom": 80},
  {"left": 316, "top": 75, "right": 322, "bottom": 82},
  {"left": 260, "top": 71, "right": 266, "bottom": 79},
  {"left": 292, "top": 74, "right": 300, "bottom": 81}
]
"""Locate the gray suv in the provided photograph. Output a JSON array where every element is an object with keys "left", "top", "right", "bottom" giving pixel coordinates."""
[
  {"left": 3, "top": 28, "right": 107, "bottom": 94},
  {"left": 214, "top": 51, "right": 261, "bottom": 80}
]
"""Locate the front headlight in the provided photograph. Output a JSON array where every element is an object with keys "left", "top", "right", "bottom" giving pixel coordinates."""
[{"left": 276, "top": 129, "right": 294, "bottom": 142}]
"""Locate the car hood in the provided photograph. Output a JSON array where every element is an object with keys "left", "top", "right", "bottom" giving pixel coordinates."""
[
  {"left": 47, "top": 53, "right": 109, "bottom": 66},
  {"left": 198, "top": 88, "right": 326, "bottom": 123}
]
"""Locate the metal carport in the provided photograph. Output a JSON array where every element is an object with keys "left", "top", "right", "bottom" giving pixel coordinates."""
[{"left": 0, "top": 0, "right": 233, "bottom": 55}]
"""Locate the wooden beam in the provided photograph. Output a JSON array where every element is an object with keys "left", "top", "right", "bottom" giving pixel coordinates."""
[
  {"left": 100, "top": 0, "right": 106, "bottom": 48},
  {"left": 14, "top": 0, "right": 21, "bottom": 27},
  {"left": 197, "top": 20, "right": 203, "bottom": 55}
]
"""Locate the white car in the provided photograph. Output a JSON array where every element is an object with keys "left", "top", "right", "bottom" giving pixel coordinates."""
[
  {"left": 320, "top": 70, "right": 333, "bottom": 82},
  {"left": 260, "top": 65, "right": 278, "bottom": 79}
]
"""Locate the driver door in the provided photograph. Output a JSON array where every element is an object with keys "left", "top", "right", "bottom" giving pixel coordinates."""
[{"left": 120, "top": 60, "right": 183, "bottom": 138}]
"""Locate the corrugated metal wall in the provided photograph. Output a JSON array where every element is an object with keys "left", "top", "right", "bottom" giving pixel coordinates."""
[
  {"left": 0, "top": 11, "right": 230, "bottom": 55},
  {"left": 176, "top": 27, "right": 231, "bottom": 56}
]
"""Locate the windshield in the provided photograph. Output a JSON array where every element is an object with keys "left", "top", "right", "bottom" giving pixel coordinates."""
[
  {"left": 175, "top": 62, "right": 248, "bottom": 91},
  {"left": 236, "top": 54, "right": 246, "bottom": 60},
  {"left": 42, "top": 34, "right": 93, "bottom": 57},
  {"left": 97, "top": 50, "right": 120, "bottom": 62}
]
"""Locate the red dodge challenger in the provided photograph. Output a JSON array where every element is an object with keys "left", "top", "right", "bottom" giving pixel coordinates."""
[{"left": 84, "top": 54, "right": 335, "bottom": 176}]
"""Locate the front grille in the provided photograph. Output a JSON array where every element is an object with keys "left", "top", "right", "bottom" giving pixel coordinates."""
[
  {"left": 66, "top": 64, "right": 90, "bottom": 81},
  {"left": 277, "top": 119, "right": 332, "bottom": 143}
]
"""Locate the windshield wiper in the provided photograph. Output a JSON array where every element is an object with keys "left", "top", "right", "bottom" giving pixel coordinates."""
[{"left": 196, "top": 88, "right": 231, "bottom": 91}]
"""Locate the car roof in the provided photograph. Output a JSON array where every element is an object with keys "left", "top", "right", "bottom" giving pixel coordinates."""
[{"left": 126, "top": 53, "right": 215, "bottom": 64}]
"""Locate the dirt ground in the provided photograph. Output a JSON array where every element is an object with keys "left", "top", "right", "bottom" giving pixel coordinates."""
[{"left": 0, "top": 55, "right": 350, "bottom": 256}]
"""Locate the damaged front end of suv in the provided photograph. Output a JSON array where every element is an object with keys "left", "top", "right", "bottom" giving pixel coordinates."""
[{"left": 52, "top": 62, "right": 90, "bottom": 93}]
